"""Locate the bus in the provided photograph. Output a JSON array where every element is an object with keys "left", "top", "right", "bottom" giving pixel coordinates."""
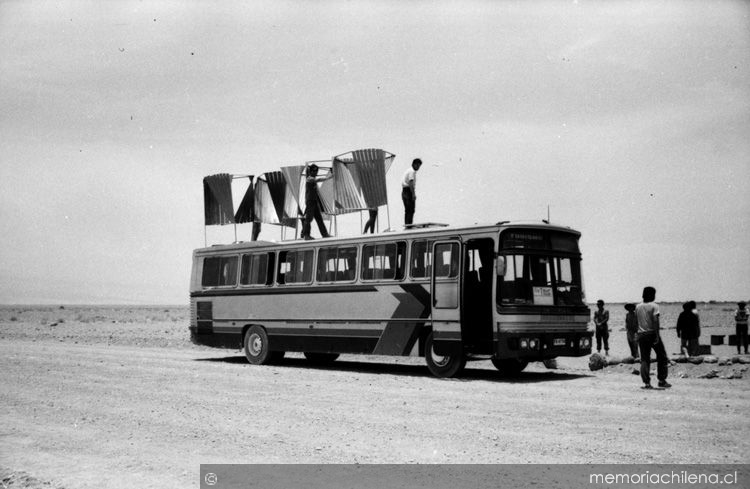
[{"left": 189, "top": 221, "right": 592, "bottom": 377}]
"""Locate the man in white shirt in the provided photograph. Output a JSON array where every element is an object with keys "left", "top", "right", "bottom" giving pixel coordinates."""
[
  {"left": 401, "top": 158, "right": 422, "bottom": 225},
  {"left": 635, "top": 286, "right": 671, "bottom": 389}
]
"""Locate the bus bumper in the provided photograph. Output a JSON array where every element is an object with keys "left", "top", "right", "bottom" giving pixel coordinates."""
[
  {"left": 494, "top": 332, "right": 592, "bottom": 360},
  {"left": 190, "top": 326, "right": 242, "bottom": 349}
]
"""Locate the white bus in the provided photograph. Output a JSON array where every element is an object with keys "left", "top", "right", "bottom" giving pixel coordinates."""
[{"left": 189, "top": 221, "right": 592, "bottom": 377}]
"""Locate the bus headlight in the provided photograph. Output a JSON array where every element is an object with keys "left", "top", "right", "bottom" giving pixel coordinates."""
[
  {"left": 529, "top": 338, "right": 539, "bottom": 350},
  {"left": 520, "top": 338, "right": 529, "bottom": 349},
  {"left": 579, "top": 337, "right": 591, "bottom": 349}
]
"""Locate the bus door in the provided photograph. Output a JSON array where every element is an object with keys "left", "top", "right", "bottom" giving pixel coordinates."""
[
  {"left": 462, "top": 238, "right": 495, "bottom": 353},
  {"left": 430, "top": 240, "right": 461, "bottom": 355}
]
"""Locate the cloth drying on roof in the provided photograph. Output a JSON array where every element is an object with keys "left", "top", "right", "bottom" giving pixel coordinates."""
[
  {"left": 352, "top": 148, "right": 392, "bottom": 208},
  {"left": 316, "top": 172, "right": 336, "bottom": 216},
  {"left": 327, "top": 148, "right": 395, "bottom": 215},
  {"left": 253, "top": 177, "right": 278, "bottom": 225},
  {"left": 332, "top": 159, "right": 366, "bottom": 211},
  {"left": 281, "top": 165, "right": 305, "bottom": 221},
  {"left": 203, "top": 173, "right": 235, "bottom": 225},
  {"left": 233, "top": 176, "right": 254, "bottom": 224},
  {"left": 253, "top": 171, "right": 296, "bottom": 227}
]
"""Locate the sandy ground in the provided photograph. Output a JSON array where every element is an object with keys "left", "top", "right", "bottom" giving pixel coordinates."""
[{"left": 1, "top": 305, "right": 749, "bottom": 489}]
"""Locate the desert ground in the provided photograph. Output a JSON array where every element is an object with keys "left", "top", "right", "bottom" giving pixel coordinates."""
[{"left": 1, "top": 303, "right": 749, "bottom": 488}]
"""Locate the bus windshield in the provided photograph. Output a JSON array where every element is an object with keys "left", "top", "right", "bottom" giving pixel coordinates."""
[{"left": 498, "top": 253, "right": 584, "bottom": 306}]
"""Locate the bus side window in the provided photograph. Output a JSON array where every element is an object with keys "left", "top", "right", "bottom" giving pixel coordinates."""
[
  {"left": 317, "top": 246, "right": 357, "bottom": 283},
  {"left": 202, "top": 256, "right": 238, "bottom": 287},
  {"left": 222, "top": 258, "right": 236, "bottom": 285},
  {"left": 265, "top": 252, "right": 275, "bottom": 285},
  {"left": 361, "top": 242, "right": 404, "bottom": 281},
  {"left": 286, "top": 252, "right": 297, "bottom": 283},
  {"left": 434, "top": 243, "right": 458, "bottom": 278},
  {"left": 362, "top": 244, "right": 388, "bottom": 280},
  {"left": 277, "top": 252, "right": 289, "bottom": 285},
  {"left": 316, "top": 248, "right": 333, "bottom": 282},
  {"left": 361, "top": 246, "right": 374, "bottom": 280},
  {"left": 337, "top": 247, "right": 357, "bottom": 281},
  {"left": 394, "top": 242, "right": 406, "bottom": 280},
  {"left": 300, "top": 250, "right": 314, "bottom": 282},
  {"left": 410, "top": 240, "right": 433, "bottom": 279},
  {"left": 240, "top": 252, "right": 273, "bottom": 286},
  {"left": 282, "top": 249, "right": 314, "bottom": 284},
  {"left": 201, "top": 257, "right": 221, "bottom": 287}
]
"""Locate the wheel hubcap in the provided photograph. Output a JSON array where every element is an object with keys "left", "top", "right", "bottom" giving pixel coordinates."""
[
  {"left": 431, "top": 347, "right": 450, "bottom": 367},
  {"left": 249, "top": 334, "right": 263, "bottom": 356}
]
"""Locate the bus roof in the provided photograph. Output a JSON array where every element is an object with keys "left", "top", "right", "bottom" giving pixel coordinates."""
[{"left": 193, "top": 220, "right": 580, "bottom": 254}]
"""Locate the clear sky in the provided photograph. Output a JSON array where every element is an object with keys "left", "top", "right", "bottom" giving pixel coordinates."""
[{"left": 1, "top": 0, "right": 748, "bottom": 304}]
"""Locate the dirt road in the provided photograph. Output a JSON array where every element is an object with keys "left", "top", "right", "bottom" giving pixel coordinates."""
[{"left": 1, "top": 307, "right": 749, "bottom": 488}]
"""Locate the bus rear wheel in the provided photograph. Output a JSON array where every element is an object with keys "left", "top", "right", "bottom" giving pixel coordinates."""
[
  {"left": 244, "top": 326, "right": 273, "bottom": 365},
  {"left": 304, "top": 352, "right": 340, "bottom": 364},
  {"left": 425, "top": 332, "right": 466, "bottom": 378},
  {"left": 491, "top": 358, "right": 529, "bottom": 376}
]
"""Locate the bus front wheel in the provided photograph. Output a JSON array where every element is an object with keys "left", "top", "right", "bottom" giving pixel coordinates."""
[
  {"left": 244, "top": 326, "right": 272, "bottom": 365},
  {"left": 491, "top": 358, "right": 529, "bottom": 376},
  {"left": 425, "top": 332, "right": 466, "bottom": 378}
]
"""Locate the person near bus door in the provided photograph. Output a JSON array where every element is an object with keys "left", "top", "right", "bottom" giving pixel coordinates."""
[
  {"left": 401, "top": 158, "right": 422, "bottom": 226},
  {"left": 301, "top": 163, "right": 333, "bottom": 240},
  {"left": 636, "top": 286, "right": 670, "bottom": 389},
  {"left": 593, "top": 299, "right": 610, "bottom": 355}
]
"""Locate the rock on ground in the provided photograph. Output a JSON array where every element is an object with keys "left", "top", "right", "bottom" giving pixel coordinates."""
[{"left": 589, "top": 353, "right": 607, "bottom": 371}]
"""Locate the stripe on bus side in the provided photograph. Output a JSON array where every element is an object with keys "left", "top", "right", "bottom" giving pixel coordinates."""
[
  {"left": 190, "top": 284, "right": 378, "bottom": 298},
  {"left": 372, "top": 284, "right": 431, "bottom": 356},
  {"left": 269, "top": 327, "right": 383, "bottom": 338},
  {"left": 213, "top": 318, "right": 423, "bottom": 326}
]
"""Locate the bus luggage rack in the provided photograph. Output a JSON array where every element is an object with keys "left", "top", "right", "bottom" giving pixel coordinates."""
[{"left": 404, "top": 222, "right": 448, "bottom": 229}]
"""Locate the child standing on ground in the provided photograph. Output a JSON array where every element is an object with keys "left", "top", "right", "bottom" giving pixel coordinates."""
[
  {"left": 735, "top": 301, "right": 749, "bottom": 355},
  {"left": 594, "top": 300, "right": 610, "bottom": 355},
  {"left": 624, "top": 303, "right": 638, "bottom": 358}
]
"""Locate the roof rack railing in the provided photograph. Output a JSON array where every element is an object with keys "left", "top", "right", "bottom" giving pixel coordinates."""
[{"left": 404, "top": 222, "right": 449, "bottom": 229}]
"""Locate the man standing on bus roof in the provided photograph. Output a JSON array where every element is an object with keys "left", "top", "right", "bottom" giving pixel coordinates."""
[
  {"left": 636, "top": 286, "right": 671, "bottom": 389},
  {"left": 401, "top": 158, "right": 422, "bottom": 226},
  {"left": 300, "top": 163, "right": 333, "bottom": 240}
]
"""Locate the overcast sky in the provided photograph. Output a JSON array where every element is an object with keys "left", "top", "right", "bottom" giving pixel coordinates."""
[{"left": 1, "top": 0, "right": 748, "bottom": 304}]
